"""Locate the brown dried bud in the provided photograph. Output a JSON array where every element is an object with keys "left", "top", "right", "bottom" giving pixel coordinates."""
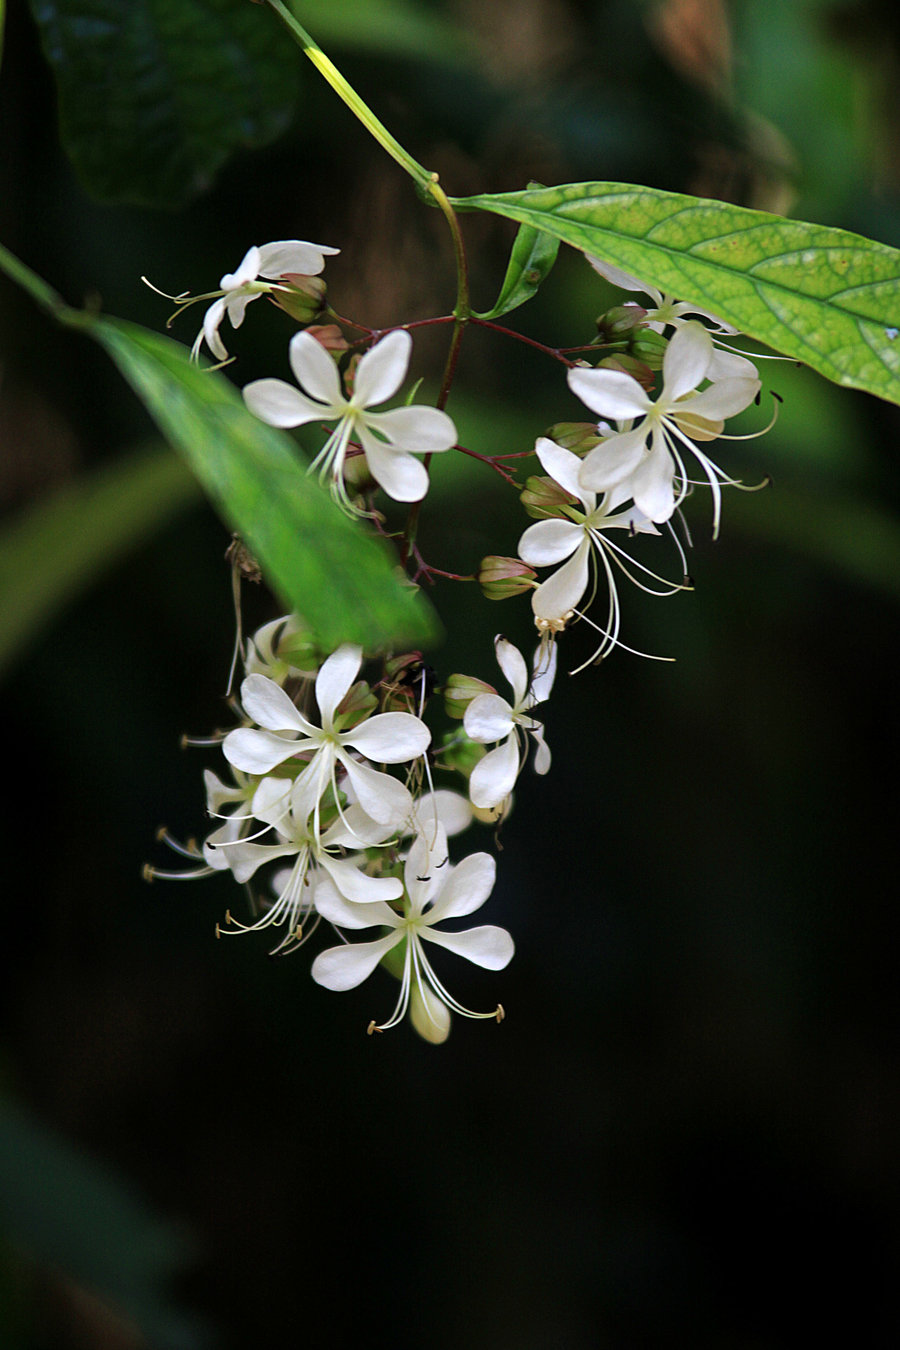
[{"left": 596, "top": 352, "right": 655, "bottom": 391}]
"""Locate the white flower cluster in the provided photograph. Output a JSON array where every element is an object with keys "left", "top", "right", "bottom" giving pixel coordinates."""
[
  {"left": 148, "top": 239, "right": 776, "bottom": 1040},
  {"left": 148, "top": 621, "right": 558, "bottom": 1041}
]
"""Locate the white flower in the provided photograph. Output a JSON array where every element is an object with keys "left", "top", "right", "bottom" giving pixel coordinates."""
[
  {"left": 463, "top": 637, "right": 557, "bottom": 811},
  {"left": 212, "top": 776, "right": 402, "bottom": 954},
  {"left": 242, "top": 329, "right": 457, "bottom": 509},
  {"left": 587, "top": 255, "right": 738, "bottom": 334},
  {"left": 192, "top": 240, "right": 339, "bottom": 361},
  {"left": 311, "top": 827, "right": 513, "bottom": 1034},
  {"left": 571, "top": 322, "right": 760, "bottom": 536},
  {"left": 518, "top": 436, "right": 667, "bottom": 661},
  {"left": 222, "top": 644, "right": 430, "bottom": 838}
]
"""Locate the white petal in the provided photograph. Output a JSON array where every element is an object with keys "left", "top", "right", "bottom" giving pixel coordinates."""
[
  {"left": 532, "top": 436, "right": 587, "bottom": 503},
  {"left": 404, "top": 828, "right": 448, "bottom": 914},
  {"left": 200, "top": 298, "right": 229, "bottom": 360},
  {"left": 408, "top": 790, "right": 473, "bottom": 838},
  {"left": 315, "top": 644, "right": 362, "bottom": 726},
  {"left": 421, "top": 924, "right": 515, "bottom": 971},
  {"left": 586, "top": 254, "right": 659, "bottom": 301},
  {"left": 346, "top": 711, "right": 430, "bottom": 764},
  {"left": 464, "top": 694, "right": 515, "bottom": 744},
  {"left": 518, "top": 517, "right": 583, "bottom": 567},
  {"left": 629, "top": 444, "right": 677, "bottom": 523},
  {"left": 468, "top": 735, "right": 520, "bottom": 811},
  {"left": 220, "top": 246, "right": 260, "bottom": 290},
  {"left": 353, "top": 330, "right": 411, "bottom": 406},
  {"left": 317, "top": 856, "right": 402, "bottom": 904},
  {"left": 314, "top": 875, "right": 399, "bottom": 927},
  {"left": 337, "top": 754, "right": 413, "bottom": 826},
  {"left": 223, "top": 291, "right": 254, "bottom": 330},
  {"left": 321, "top": 804, "right": 396, "bottom": 849},
  {"left": 568, "top": 366, "right": 651, "bottom": 421},
  {"left": 241, "top": 673, "right": 315, "bottom": 733},
  {"left": 680, "top": 376, "right": 759, "bottom": 421},
  {"left": 531, "top": 540, "right": 591, "bottom": 622},
  {"left": 493, "top": 636, "right": 529, "bottom": 705},
  {"left": 223, "top": 726, "right": 302, "bottom": 774},
  {"left": 366, "top": 405, "right": 457, "bottom": 451},
  {"left": 529, "top": 641, "right": 557, "bottom": 704},
  {"left": 257, "top": 239, "right": 340, "bottom": 277},
  {"left": 225, "top": 839, "right": 299, "bottom": 885},
  {"left": 311, "top": 932, "right": 403, "bottom": 991},
  {"left": 243, "top": 377, "right": 331, "bottom": 428},
  {"left": 289, "top": 329, "right": 344, "bottom": 407},
  {"left": 427, "top": 851, "right": 496, "bottom": 923},
  {"left": 250, "top": 774, "right": 293, "bottom": 825},
  {"left": 360, "top": 437, "right": 429, "bottom": 503},
  {"left": 706, "top": 348, "right": 759, "bottom": 381},
  {"left": 530, "top": 724, "right": 552, "bottom": 775},
  {"left": 578, "top": 424, "right": 649, "bottom": 492},
  {"left": 203, "top": 769, "right": 248, "bottom": 812},
  {"left": 661, "top": 322, "right": 713, "bottom": 401}
]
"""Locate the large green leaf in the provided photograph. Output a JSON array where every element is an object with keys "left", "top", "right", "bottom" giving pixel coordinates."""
[
  {"left": 451, "top": 183, "right": 900, "bottom": 407},
  {"left": 0, "top": 243, "right": 438, "bottom": 650},
  {"left": 28, "top": 0, "right": 299, "bottom": 206},
  {"left": 0, "top": 444, "right": 198, "bottom": 678}
]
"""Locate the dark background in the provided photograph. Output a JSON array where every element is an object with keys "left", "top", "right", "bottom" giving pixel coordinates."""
[{"left": 1, "top": 1, "right": 899, "bottom": 1346}]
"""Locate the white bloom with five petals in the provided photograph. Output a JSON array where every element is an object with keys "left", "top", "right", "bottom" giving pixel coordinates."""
[
  {"left": 586, "top": 255, "right": 738, "bottom": 334},
  {"left": 463, "top": 636, "right": 557, "bottom": 812},
  {"left": 518, "top": 436, "right": 667, "bottom": 660},
  {"left": 192, "top": 240, "right": 339, "bottom": 361},
  {"left": 571, "top": 321, "right": 760, "bottom": 535},
  {"left": 222, "top": 643, "right": 430, "bottom": 837},
  {"left": 311, "top": 826, "right": 513, "bottom": 1034},
  {"left": 243, "top": 329, "right": 457, "bottom": 509}
]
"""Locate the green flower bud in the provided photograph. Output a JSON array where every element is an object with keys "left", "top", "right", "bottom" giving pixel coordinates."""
[
  {"left": 545, "top": 421, "right": 603, "bottom": 455},
  {"left": 334, "top": 680, "right": 378, "bottom": 731},
  {"left": 272, "top": 275, "right": 327, "bottom": 323},
  {"left": 596, "top": 352, "right": 655, "bottom": 391},
  {"left": 443, "top": 673, "right": 496, "bottom": 721},
  {"left": 595, "top": 303, "right": 648, "bottom": 341},
  {"left": 521, "top": 474, "right": 578, "bottom": 520},
  {"left": 438, "top": 728, "right": 486, "bottom": 775},
  {"left": 628, "top": 328, "right": 668, "bottom": 370},
  {"left": 478, "top": 555, "right": 537, "bottom": 600}
]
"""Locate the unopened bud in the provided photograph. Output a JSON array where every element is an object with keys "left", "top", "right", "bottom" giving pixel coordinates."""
[
  {"left": 272, "top": 275, "right": 327, "bottom": 323},
  {"left": 443, "top": 673, "right": 496, "bottom": 720},
  {"left": 439, "top": 729, "right": 486, "bottom": 776},
  {"left": 334, "top": 680, "right": 378, "bottom": 731},
  {"left": 595, "top": 303, "right": 647, "bottom": 341},
  {"left": 628, "top": 328, "right": 668, "bottom": 370},
  {"left": 478, "top": 555, "right": 537, "bottom": 600},
  {"left": 304, "top": 323, "right": 350, "bottom": 355},
  {"left": 596, "top": 352, "right": 655, "bottom": 390},
  {"left": 521, "top": 474, "right": 578, "bottom": 520},
  {"left": 382, "top": 653, "right": 436, "bottom": 710},
  {"left": 545, "top": 422, "right": 602, "bottom": 456}
]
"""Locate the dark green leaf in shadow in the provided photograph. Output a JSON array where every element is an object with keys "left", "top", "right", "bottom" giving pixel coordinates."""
[
  {"left": 28, "top": 0, "right": 299, "bottom": 206},
  {"left": 453, "top": 183, "right": 900, "bottom": 407},
  {"left": 0, "top": 444, "right": 199, "bottom": 679},
  {"left": 290, "top": 0, "right": 471, "bottom": 65},
  {"left": 0, "top": 1094, "right": 204, "bottom": 1348}
]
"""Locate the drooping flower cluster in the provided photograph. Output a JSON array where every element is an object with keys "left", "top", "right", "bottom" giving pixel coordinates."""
[
  {"left": 148, "top": 234, "right": 777, "bottom": 1040},
  {"left": 147, "top": 619, "right": 557, "bottom": 1040}
]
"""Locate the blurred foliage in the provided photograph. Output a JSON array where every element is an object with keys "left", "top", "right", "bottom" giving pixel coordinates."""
[{"left": 1, "top": 1, "right": 899, "bottom": 1347}]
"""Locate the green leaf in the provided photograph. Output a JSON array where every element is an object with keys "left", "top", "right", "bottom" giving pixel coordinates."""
[
  {"left": 28, "top": 0, "right": 299, "bottom": 206},
  {"left": 0, "top": 242, "right": 438, "bottom": 650},
  {"left": 451, "top": 182, "right": 900, "bottom": 407},
  {"left": 92, "top": 319, "right": 439, "bottom": 649},
  {"left": 474, "top": 219, "right": 561, "bottom": 321},
  {"left": 0, "top": 444, "right": 198, "bottom": 678}
]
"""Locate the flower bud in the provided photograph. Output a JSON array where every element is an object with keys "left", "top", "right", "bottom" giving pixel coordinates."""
[
  {"left": 545, "top": 422, "right": 603, "bottom": 456},
  {"left": 382, "top": 653, "right": 436, "bottom": 711},
  {"left": 628, "top": 328, "right": 668, "bottom": 370},
  {"left": 595, "top": 352, "right": 655, "bottom": 390},
  {"left": 521, "top": 474, "right": 578, "bottom": 520},
  {"left": 443, "top": 675, "right": 496, "bottom": 721},
  {"left": 478, "top": 555, "right": 537, "bottom": 601},
  {"left": 438, "top": 729, "right": 486, "bottom": 776},
  {"left": 334, "top": 680, "right": 378, "bottom": 731},
  {"left": 272, "top": 275, "right": 327, "bottom": 323},
  {"left": 595, "top": 303, "right": 647, "bottom": 341},
  {"left": 304, "top": 323, "right": 350, "bottom": 355}
]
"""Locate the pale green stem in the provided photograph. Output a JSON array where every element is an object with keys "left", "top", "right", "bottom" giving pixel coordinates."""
[{"left": 264, "top": 1, "right": 431, "bottom": 189}]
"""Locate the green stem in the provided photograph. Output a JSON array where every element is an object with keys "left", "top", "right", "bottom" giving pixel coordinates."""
[{"left": 264, "top": 1, "right": 431, "bottom": 189}]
